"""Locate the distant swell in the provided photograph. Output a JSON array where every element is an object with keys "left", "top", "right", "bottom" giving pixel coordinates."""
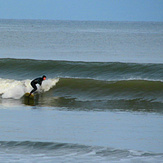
[{"left": 0, "top": 58, "right": 162, "bottom": 81}]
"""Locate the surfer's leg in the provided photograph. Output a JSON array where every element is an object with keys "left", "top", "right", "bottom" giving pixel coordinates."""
[{"left": 29, "top": 83, "right": 37, "bottom": 96}]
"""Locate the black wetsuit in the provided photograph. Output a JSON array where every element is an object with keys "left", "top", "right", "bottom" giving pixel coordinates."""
[{"left": 30, "top": 77, "right": 44, "bottom": 94}]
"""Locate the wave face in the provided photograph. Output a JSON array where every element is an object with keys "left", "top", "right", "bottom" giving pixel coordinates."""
[
  {"left": 0, "top": 141, "right": 162, "bottom": 163},
  {"left": 0, "top": 58, "right": 163, "bottom": 112}
]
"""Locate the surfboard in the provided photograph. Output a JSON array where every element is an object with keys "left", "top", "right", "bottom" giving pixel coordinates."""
[{"left": 24, "top": 93, "right": 34, "bottom": 99}]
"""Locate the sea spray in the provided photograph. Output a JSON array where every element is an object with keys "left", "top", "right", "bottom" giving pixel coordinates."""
[{"left": 41, "top": 78, "right": 59, "bottom": 92}]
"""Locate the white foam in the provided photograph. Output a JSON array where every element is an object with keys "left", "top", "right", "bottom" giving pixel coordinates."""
[{"left": 0, "top": 78, "right": 59, "bottom": 99}]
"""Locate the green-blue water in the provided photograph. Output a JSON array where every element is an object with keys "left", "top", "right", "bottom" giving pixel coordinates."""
[{"left": 0, "top": 20, "right": 163, "bottom": 162}]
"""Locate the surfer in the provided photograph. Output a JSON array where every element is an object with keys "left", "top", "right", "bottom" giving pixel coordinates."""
[{"left": 29, "top": 75, "right": 46, "bottom": 96}]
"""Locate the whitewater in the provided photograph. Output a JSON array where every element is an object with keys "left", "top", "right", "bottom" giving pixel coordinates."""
[{"left": 0, "top": 78, "right": 59, "bottom": 99}]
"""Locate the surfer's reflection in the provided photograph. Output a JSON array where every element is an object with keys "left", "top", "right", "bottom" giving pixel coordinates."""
[
  {"left": 23, "top": 96, "right": 35, "bottom": 106},
  {"left": 23, "top": 93, "right": 40, "bottom": 107}
]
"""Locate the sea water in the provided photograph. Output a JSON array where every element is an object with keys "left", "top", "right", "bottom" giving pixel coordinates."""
[{"left": 0, "top": 19, "right": 163, "bottom": 162}]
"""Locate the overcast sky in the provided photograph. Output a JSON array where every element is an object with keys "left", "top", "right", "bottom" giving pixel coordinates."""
[{"left": 0, "top": 0, "right": 163, "bottom": 22}]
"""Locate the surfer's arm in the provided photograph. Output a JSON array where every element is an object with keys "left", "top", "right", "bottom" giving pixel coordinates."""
[{"left": 39, "top": 81, "right": 42, "bottom": 86}]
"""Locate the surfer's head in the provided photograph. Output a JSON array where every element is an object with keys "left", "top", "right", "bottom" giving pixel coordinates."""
[{"left": 42, "top": 75, "right": 46, "bottom": 80}]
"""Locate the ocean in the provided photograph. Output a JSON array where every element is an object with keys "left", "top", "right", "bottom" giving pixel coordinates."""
[{"left": 0, "top": 19, "right": 163, "bottom": 162}]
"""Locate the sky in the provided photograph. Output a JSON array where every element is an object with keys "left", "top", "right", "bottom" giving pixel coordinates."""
[{"left": 0, "top": 0, "right": 163, "bottom": 22}]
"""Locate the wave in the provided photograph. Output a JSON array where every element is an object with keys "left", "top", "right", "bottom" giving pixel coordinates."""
[
  {"left": 0, "top": 77, "right": 162, "bottom": 112},
  {"left": 53, "top": 78, "right": 163, "bottom": 102},
  {"left": 0, "top": 77, "right": 162, "bottom": 102},
  {"left": 0, "top": 58, "right": 162, "bottom": 112},
  {"left": 0, "top": 141, "right": 162, "bottom": 163},
  {"left": 0, "top": 58, "right": 163, "bottom": 81}
]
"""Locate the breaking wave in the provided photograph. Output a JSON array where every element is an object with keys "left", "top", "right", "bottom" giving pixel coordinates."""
[{"left": 0, "top": 78, "right": 59, "bottom": 99}]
